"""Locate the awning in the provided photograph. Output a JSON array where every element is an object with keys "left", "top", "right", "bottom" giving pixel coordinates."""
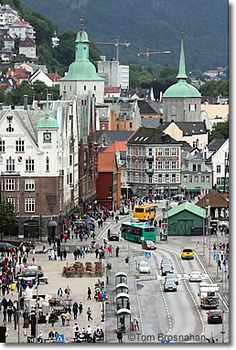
[{"left": 186, "top": 188, "right": 202, "bottom": 193}]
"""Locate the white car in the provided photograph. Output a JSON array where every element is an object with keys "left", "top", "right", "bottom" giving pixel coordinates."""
[
  {"left": 189, "top": 271, "right": 202, "bottom": 282},
  {"left": 138, "top": 261, "right": 150, "bottom": 274}
]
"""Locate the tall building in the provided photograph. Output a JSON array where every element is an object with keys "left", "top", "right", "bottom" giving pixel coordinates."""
[
  {"left": 97, "top": 59, "right": 129, "bottom": 89},
  {"left": 163, "top": 33, "right": 202, "bottom": 122},
  {"left": 60, "top": 26, "right": 104, "bottom": 104}
]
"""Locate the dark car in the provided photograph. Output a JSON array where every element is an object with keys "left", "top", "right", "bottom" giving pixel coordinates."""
[
  {"left": 108, "top": 231, "right": 119, "bottom": 241},
  {"left": 142, "top": 240, "right": 156, "bottom": 250},
  {"left": 0, "top": 242, "right": 17, "bottom": 252},
  {"left": 207, "top": 310, "right": 223, "bottom": 324},
  {"left": 164, "top": 279, "right": 177, "bottom": 292}
]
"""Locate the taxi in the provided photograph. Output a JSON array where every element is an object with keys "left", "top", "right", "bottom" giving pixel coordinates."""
[{"left": 181, "top": 247, "right": 194, "bottom": 260}]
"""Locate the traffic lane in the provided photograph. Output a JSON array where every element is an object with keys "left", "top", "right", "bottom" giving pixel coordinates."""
[
  {"left": 137, "top": 280, "right": 170, "bottom": 339},
  {"left": 154, "top": 249, "right": 203, "bottom": 341}
]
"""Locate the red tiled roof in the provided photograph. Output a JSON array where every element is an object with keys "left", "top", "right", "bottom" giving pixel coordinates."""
[
  {"left": 47, "top": 73, "right": 61, "bottom": 82},
  {"left": 6, "top": 68, "right": 30, "bottom": 79},
  {"left": 98, "top": 152, "right": 116, "bottom": 172},
  {"left": 103, "top": 141, "right": 127, "bottom": 153},
  {"left": 11, "top": 19, "right": 31, "bottom": 28},
  {"left": 196, "top": 191, "right": 229, "bottom": 209},
  {"left": 104, "top": 86, "right": 121, "bottom": 94}
]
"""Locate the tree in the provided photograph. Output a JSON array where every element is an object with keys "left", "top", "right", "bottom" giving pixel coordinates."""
[
  {"left": 158, "top": 65, "right": 178, "bottom": 84},
  {"left": 200, "top": 80, "right": 229, "bottom": 97},
  {"left": 0, "top": 201, "right": 17, "bottom": 240},
  {"left": 209, "top": 120, "right": 229, "bottom": 142}
]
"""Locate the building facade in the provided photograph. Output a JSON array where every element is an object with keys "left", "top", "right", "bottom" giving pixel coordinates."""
[
  {"left": 97, "top": 59, "right": 129, "bottom": 89},
  {"left": 126, "top": 127, "right": 181, "bottom": 197}
]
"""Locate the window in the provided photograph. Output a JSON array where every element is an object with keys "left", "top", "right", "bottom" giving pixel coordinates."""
[
  {"left": 129, "top": 122, "right": 132, "bottom": 128},
  {"left": 94, "top": 85, "right": 96, "bottom": 91},
  {"left": 46, "top": 156, "right": 49, "bottom": 172},
  {"left": 189, "top": 104, "right": 196, "bottom": 111},
  {"left": 171, "top": 174, "right": 176, "bottom": 183},
  {"left": 83, "top": 85, "right": 86, "bottom": 91},
  {"left": 6, "top": 157, "right": 15, "bottom": 172},
  {"left": 158, "top": 174, "right": 162, "bottom": 183},
  {"left": 158, "top": 161, "right": 163, "bottom": 169},
  {"left": 148, "top": 162, "right": 152, "bottom": 169},
  {"left": 206, "top": 176, "right": 210, "bottom": 183},
  {"left": 171, "top": 148, "right": 176, "bottom": 156},
  {"left": 198, "top": 164, "right": 201, "bottom": 172},
  {"left": 0, "top": 138, "right": 5, "bottom": 152},
  {"left": 148, "top": 148, "right": 153, "bottom": 156},
  {"left": 5, "top": 178, "right": 15, "bottom": 191},
  {"left": 216, "top": 165, "right": 221, "bottom": 173},
  {"left": 201, "top": 175, "right": 205, "bottom": 183},
  {"left": 184, "top": 175, "right": 188, "bottom": 183},
  {"left": 69, "top": 155, "right": 73, "bottom": 166},
  {"left": 165, "top": 148, "right": 170, "bottom": 156},
  {"left": 189, "top": 175, "right": 193, "bottom": 183},
  {"left": 25, "top": 158, "right": 35, "bottom": 172},
  {"left": 16, "top": 138, "right": 24, "bottom": 152},
  {"left": 194, "top": 175, "right": 199, "bottom": 183},
  {"left": 165, "top": 161, "right": 169, "bottom": 169},
  {"left": 148, "top": 176, "right": 152, "bottom": 184},
  {"left": 193, "top": 164, "right": 196, "bottom": 171},
  {"left": 165, "top": 174, "right": 169, "bottom": 183},
  {"left": 158, "top": 148, "right": 163, "bottom": 156},
  {"left": 216, "top": 177, "right": 221, "bottom": 185},
  {"left": 69, "top": 173, "right": 73, "bottom": 184},
  {"left": 171, "top": 161, "right": 176, "bottom": 169},
  {"left": 25, "top": 198, "right": 35, "bottom": 212},
  {"left": 6, "top": 197, "right": 15, "bottom": 210},
  {"left": 171, "top": 106, "right": 176, "bottom": 116},
  {"left": 25, "top": 179, "right": 35, "bottom": 191}
]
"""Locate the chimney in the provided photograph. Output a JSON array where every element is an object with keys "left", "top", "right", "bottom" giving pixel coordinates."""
[{"left": 24, "top": 95, "right": 28, "bottom": 110}]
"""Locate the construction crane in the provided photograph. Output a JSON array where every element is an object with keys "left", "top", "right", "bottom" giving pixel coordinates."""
[
  {"left": 138, "top": 48, "right": 171, "bottom": 60},
  {"left": 93, "top": 39, "right": 131, "bottom": 62}
]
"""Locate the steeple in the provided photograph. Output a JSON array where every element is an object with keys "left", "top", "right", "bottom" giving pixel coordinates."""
[{"left": 176, "top": 32, "right": 188, "bottom": 80}]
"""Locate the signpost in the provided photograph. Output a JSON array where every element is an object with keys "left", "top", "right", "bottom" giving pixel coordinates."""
[
  {"left": 144, "top": 252, "right": 152, "bottom": 259},
  {"left": 55, "top": 334, "right": 65, "bottom": 343}
]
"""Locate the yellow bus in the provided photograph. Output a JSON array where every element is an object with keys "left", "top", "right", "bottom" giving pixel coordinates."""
[{"left": 133, "top": 204, "right": 156, "bottom": 221}]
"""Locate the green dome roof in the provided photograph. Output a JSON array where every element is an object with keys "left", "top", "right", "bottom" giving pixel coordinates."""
[
  {"left": 163, "top": 79, "right": 201, "bottom": 98},
  {"left": 37, "top": 113, "right": 58, "bottom": 129},
  {"left": 76, "top": 30, "right": 89, "bottom": 43},
  {"left": 61, "top": 60, "right": 103, "bottom": 81}
]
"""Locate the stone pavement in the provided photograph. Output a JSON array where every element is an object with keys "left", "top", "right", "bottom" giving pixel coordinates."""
[{"left": 2, "top": 218, "right": 113, "bottom": 344}]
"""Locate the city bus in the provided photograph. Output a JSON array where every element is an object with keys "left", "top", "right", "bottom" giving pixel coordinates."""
[
  {"left": 133, "top": 203, "right": 156, "bottom": 221},
  {"left": 120, "top": 221, "right": 156, "bottom": 243}
]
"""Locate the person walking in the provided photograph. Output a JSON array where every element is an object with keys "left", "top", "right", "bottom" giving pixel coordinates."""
[
  {"left": 72, "top": 302, "right": 78, "bottom": 320},
  {"left": 73, "top": 323, "right": 80, "bottom": 339},
  {"left": 117, "top": 328, "right": 123, "bottom": 343},
  {"left": 87, "top": 287, "right": 92, "bottom": 300},
  {"left": 87, "top": 307, "right": 93, "bottom": 321},
  {"left": 116, "top": 246, "right": 119, "bottom": 257},
  {"left": 63, "top": 250, "right": 67, "bottom": 261},
  {"left": 79, "top": 302, "right": 83, "bottom": 314}
]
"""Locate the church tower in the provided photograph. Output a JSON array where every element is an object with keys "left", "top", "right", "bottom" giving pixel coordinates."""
[
  {"left": 163, "top": 33, "right": 201, "bottom": 122},
  {"left": 60, "top": 21, "right": 104, "bottom": 103}
]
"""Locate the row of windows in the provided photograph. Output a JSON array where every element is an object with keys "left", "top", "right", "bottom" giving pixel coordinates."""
[
  {"left": 2, "top": 178, "right": 35, "bottom": 191},
  {"left": 0, "top": 138, "right": 25, "bottom": 153},
  {"left": 192, "top": 164, "right": 202, "bottom": 172},
  {"left": 127, "top": 147, "right": 178, "bottom": 157},
  {"left": 6, "top": 197, "right": 35, "bottom": 213},
  {"left": 127, "top": 161, "right": 179, "bottom": 170},
  {"left": 183, "top": 175, "right": 211, "bottom": 183},
  {"left": 127, "top": 173, "right": 180, "bottom": 184},
  {"left": 4, "top": 157, "right": 50, "bottom": 172}
]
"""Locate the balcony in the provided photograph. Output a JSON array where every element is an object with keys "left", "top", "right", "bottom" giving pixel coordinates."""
[
  {"left": 146, "top": 168, "right": 154, "bottom": 174},
  {"left": 1, "top": 171, "right": 20, "bottom": 176},
  {"left": 146, "top": 155, "right": 154, "bottom": 161}
]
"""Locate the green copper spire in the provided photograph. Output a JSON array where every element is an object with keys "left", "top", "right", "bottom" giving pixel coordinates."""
[{"left": 176, "top": 32, "right": 188, "bottom": 80}]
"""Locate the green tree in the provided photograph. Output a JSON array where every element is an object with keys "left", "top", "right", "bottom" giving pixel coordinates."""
[
  {"left": 200, "top": 80, "right": 229, "bottom": 97},
  {"left": 0, "top": 201, "right": 17, "bottom": 240},
  {"left": 209, "top": 120, "right": 229, "bottom": 142},
  {"left": 158, "top": 65, "right": 178, "bottom": 84}
]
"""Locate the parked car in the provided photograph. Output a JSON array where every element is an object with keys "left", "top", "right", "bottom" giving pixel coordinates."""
[
  {"left": 161, "top": 264, "right": 174, "bottom": 276},
  {"left": 172, "top": 194, "right": 186, "bottom": 202},
  {"left": 142, "top": 240, "right": 156, "bottom": 250},
  {"left": 181, "top": 248, "right": 194, "bottom": 260},
  {"left": 138, "top": 261, "right": 150, "bottom": 274},
  {"left": 166, "top": 272, "right": 179, "bottom": 285},
  {"left": 207, "top": 310, "right": 223, "bottom": 324},
  {"left": 164, "top": 279, "right": 177, "bottom": 292},
  {"left": 189, "top": 271, "right": 202, "bottom": 282},
  {"left": 161, "top": 258, "right": 173, "bottom": 270}
]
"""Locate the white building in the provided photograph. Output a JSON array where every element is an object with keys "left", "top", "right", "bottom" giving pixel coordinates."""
[
  {"left": 0, "top": 4, "right": 18, "bottom": 28},
  {"left": 9, "top": 18, "right": 35, "bottom": 41},
  {"left": 97, "top": 59, "right": 129, "bottom": 89},
  {"left": 29, "top": 69, "right": 53, "bottom": 87},
  {"left": 203, "top": 139, "right": 229, "bottom": 191},
  {"left": 19, "top": 36, "right": 36, "bottom": 59}
]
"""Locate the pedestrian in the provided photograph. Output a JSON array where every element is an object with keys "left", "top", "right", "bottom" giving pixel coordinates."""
[
  {"left": 87, "top": 307, "right": 93, "bottom": 321},
  {"left": 95, "top": 248, "right": 99, "bottom": 259},
  {"left": 108, "top": 245, "right": 113, "bottom": 257},
  {"left": 61, "top": 313, "right": 66, "bottom": 326},
  {"left": 87, "top": 287, "right": 92, "bottom": 300},
  {"left": 63, "top": 250, "right": 67, "bottom": 261},
  {"left": 73, "top": 250, "right": 78, "bottom": 261},
  {"left": 116, "top": 246, "right": 119, "bottom": 257},
  {"left": 32, "top": 256, "right": 36, "bottom": 264},
  {"left": 133, "top": 316, "right": 139, "bottom": 331},
  {"left": 73, "top": 323, "right": 80, "bottom": 339},
  {"left": 117, "top": 328, "right": 123, "bottom": 343},
  {"left": 72, "top": 302, "right": 78, "bottom": 320},
  {"left": 79, "top": 302, "right": 83, "bottom": 314},
  {"left": 115, "top": 215, "right": 119, "bottom": 224}
]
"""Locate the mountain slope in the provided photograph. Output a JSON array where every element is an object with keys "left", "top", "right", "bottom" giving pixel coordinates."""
[{"left": 22, "top": 0, "right": 228, "bottom": 71}]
